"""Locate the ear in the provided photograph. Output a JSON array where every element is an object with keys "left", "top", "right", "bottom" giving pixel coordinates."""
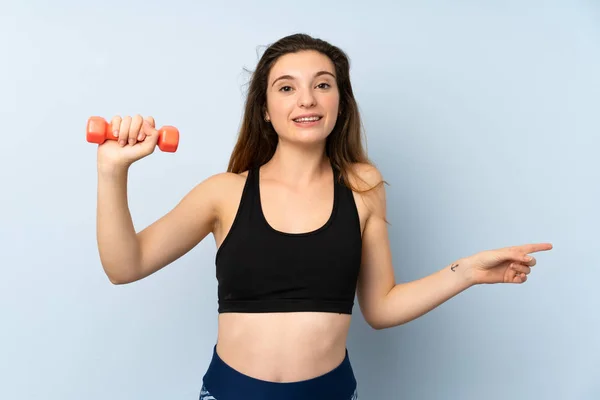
[{"left": 264, "top": 110, "right": 271, "bottom": 122}]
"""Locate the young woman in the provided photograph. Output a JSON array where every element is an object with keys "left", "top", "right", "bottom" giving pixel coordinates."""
[{"left": 95, "top": 33, "right": 552, "bottom": 399}]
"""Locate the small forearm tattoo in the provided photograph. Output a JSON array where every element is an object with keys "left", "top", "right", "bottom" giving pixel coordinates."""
[{"left": 450, "top": 263, "right": 459, "bottom": 272}]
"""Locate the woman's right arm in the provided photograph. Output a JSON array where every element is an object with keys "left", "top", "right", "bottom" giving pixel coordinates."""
[
  {"left": 96, "top": 167, "right": 223, "bottom": 284},
  {"left": 94, "top": 114, "right": 223, "bottom": 284}
]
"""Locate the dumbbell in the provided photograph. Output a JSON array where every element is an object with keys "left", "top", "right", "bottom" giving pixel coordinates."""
[{"left": 86, "top": 116, "right": 179, "bottom": 152}]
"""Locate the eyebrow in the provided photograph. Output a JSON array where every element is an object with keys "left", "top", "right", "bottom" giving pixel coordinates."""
[{"left": 271, "top": 71, "right": 336, "bottom": 87}]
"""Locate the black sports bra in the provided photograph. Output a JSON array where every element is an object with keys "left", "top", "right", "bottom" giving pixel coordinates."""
[{"left": 214, "top": 164, "right": 362, "bottom": 314}]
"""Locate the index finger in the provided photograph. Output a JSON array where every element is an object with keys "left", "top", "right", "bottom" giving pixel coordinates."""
[
  {"left": 141, "top": 118, "right": 158, "bottom": 137},
  {"left": 519, "top": 243, "right": 553, "bottom": 254}
]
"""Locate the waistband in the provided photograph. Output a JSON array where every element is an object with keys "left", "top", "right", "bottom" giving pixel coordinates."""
[{"left": 202, "top": 345, "right": 357, "bottom": 400}]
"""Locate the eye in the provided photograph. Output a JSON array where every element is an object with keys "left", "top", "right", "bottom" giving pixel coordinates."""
[
  {"left": 279, "top": 86, "right": 293, "bottom": 92},
  {"left": 317, "top": 82, "right": 331, "bottom": 89}
]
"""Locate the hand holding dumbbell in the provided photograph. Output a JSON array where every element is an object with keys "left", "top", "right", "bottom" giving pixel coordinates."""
[
  {"left": 87, "top": 116, "right": 179, "bottom": 152},
  {"left": 89, "top": 115, "right": 180, "bottom": 170}
]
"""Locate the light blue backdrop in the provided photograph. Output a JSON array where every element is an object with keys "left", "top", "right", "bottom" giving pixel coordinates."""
[{"left": 1, "top": 1, "right": 598, "bottom": 399}]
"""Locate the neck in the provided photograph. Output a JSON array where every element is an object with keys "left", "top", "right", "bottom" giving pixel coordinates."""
[{"left": 262, "top": 140, "right": 330, "bottom": 185}]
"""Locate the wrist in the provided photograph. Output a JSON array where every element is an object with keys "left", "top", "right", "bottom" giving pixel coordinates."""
[
  {"left": 97, "top": 162, "right": 130, "bottom": 180},
  {"left": 452, "top": 257, "right": 478, "bottom": 287}
]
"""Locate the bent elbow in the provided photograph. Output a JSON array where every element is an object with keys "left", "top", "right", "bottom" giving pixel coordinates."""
[
  {"left": 107, "top": 275, "right": 131, "bottom": 285},
  {"left": 364, "top": 312, "right": 407, "bottom": 330},
  {"left": 101, "top": 263, "right": 139, "bottom": 285},
  {"left": 368, "top": 319, "right": 388, "bottom": 330},
  {"left": 363, "top": 312, "right": 388, "bottom": 330}
]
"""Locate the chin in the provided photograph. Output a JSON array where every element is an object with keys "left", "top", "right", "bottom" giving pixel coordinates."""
[{"left": 288, "top": 129, "right": 331, "bottom": 146}]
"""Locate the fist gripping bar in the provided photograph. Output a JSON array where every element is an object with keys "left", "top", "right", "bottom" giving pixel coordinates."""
[{"left": 86, "top": 116, "right": 180, "bottom": 153}]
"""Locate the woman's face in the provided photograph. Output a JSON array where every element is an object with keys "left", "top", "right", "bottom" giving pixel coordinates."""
[{"left": 265, "top": 50, "right": 340, "bottom": 147}]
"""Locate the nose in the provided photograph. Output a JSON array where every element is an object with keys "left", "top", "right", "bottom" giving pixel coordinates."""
[{"left": 297, "top": 87, "right": 317, "bottom": 108}]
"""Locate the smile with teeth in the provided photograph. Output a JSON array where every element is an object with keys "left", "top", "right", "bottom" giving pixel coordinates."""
[{"left": 293, "top": 116, "right": 322, "bottom": 123}]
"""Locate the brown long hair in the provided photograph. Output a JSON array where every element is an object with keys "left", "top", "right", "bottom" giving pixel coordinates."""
[{"left": 227, "top": 33, "right": 382, "bottom": 193}]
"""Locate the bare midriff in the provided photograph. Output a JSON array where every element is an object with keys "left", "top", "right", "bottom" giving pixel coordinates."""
[{"left": 215, "top": 312, "right": 352, "bottom": 382}]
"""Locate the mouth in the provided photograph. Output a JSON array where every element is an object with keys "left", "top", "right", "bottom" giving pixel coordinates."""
[{"left": 292, "top": 115, "right": 323, "bottom": 124}]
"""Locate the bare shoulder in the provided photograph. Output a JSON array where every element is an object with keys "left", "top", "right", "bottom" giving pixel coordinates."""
[
  {"left": 189, "top": 170, "right": 248, "bottom": 204},
  {"left": 200, "top": 170, "right": 248, "bottom": 187},
  {"left": 203, "top": 170, "right": 251, "bottom": 215},
  {"left": 348, "top": 163, "right": 384, "bottom": 189},
  {"left": 346, "top": 163, "right": 386, "bottom": 221}
]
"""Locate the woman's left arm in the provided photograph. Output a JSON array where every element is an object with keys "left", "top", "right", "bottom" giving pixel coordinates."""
[{"left": 355, "top": 166, "right": 552, "bottom": 330}]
